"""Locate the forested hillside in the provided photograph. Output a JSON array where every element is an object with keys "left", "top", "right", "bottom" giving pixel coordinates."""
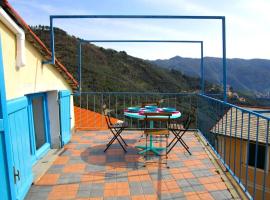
[{"left": 31, "top": 25, "right": 218, "bottom": 93}]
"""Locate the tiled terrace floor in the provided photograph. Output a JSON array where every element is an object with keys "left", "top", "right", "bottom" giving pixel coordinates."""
[{"left": 26, "top": 131, "right": 237, "bottom": 200}]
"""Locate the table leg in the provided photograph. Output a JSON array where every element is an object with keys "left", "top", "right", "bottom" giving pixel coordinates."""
[{"left": 136, "top": 121, "right": 165, "bottom": 155}]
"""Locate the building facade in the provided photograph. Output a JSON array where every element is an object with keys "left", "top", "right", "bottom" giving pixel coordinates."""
[{"left": 0, "top": 1, "right": 78, "bottom": 199}]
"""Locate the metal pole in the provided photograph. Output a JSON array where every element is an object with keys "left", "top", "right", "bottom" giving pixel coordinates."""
[
  {"left": 200, "top": 42, "right": 204, "bottom": 94},
  {"left": 222, "top": 17, "right": 227, "bottom": 101},
  {"left": 79, "top": 43, "right": 82, "bottom": 93}
]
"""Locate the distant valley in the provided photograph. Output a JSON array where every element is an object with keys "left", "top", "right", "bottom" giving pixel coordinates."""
[{"left": 151, "top": 56, "right": 270, "bottom": 98}]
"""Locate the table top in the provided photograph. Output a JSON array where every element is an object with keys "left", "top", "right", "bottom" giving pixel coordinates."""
[{"left": 124, "top": 107, "right": 181, "bottom": 119}]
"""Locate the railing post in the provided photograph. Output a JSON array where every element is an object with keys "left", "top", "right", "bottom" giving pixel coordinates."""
[{"left": 222, "top": 17, "right": 227, "bottom": 102}]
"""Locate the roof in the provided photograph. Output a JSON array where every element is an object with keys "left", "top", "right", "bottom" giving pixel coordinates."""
[
  {"left": 211, "top": 107, "right": 270, "bottom": 144},
  {"left": 1, "top": 0, "right": 78, "bottom": 89}
]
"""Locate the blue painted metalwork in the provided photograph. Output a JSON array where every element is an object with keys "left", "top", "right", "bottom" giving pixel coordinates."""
[
  {"left": 253, "top": 117, "right": 259, "bottom": 198},
  {"left": 75, "top": 92, "right": 197, "bottom": 130},
  {"left": 197, "top": 94, "right": 270, "bottom": 199},
  {"left": 78, "top": 41, "right": 82, "bottom": 92},
  {"left": 262, "top": 121, "right": 269, "bottom": 199},
  {"left": 245, "top": 113, "right": 251, "bottom": 192},
  {"left": 239, "top": 112, "right": 244, "bottom": 183},
  {"left": 199, "top": 94, "right": 270, "bottom": 120},
  {"left": 229, "top": 108, "right": 232, "bottom": 167},
  {"left": 200, "top": 42, "right": 204, "bottom": 94},
  {"left": 7, "top": 97, "right": 33, "bottom": 200},
  {"left": 233, "top": 108, "right": 237, "bottom": 173},
  {"left": 0, "top": 34, "right": 16, "bottom": 200},
  {"left": 59, "top": 90, "right": 71, "bottom": 146},
  {"left": 46, "top": 15, "right": 226, "bottom": 99},
  {"left": 78, "top": 39, "right": 204, "bottom": 93},
  {"left": 222, "top": 18, "right": 227, "bottom": 101}
]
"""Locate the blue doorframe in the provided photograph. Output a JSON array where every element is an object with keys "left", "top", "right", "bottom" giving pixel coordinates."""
[
  {"left": 0, "top": 35, "right": 16, "bottom": 199},
  {"left": 28, "top": 93, "right": 51, "bottom": 164}
]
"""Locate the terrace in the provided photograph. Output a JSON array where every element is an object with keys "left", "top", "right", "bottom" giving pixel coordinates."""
[
  {"left": 26, "top": 15, "right": 269, "bottom": 200},
  {"left": 26, "top": 130, "right": 237, "bottom": 200},
  {"left": 22, "top": 91, "right": 269, "bottom": 200}
]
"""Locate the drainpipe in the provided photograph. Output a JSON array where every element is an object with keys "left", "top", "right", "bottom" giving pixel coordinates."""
[{"left": 0, "top": 7, "right": 25, "bottom": 68}]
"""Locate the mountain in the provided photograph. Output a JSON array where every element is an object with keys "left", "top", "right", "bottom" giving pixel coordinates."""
[
  {"left": 31, "top": 25, "right": 216, "bottom": 93},
  {"left": 151, "top": 56, "right": 270, "bottom": 97}
]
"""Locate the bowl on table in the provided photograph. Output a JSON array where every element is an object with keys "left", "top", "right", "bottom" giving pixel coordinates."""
[
  {"left": 162, "top": 107, "right": 176, "bottom": 112},
  {"left": 145, "top": 105, "right": 158, "bottom": 111},
  {"left": 127, "top": 107, "right": 140, "bottom": 112}
]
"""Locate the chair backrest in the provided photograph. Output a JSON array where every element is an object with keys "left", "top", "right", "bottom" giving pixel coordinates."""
[
  {"left": 171, "top": 112, "right": 191, "bottom": 130},
  {"left": 141, "top": 101, "right": 160, "bottom": 108},
  {"left": 143, "top": 112, "right": 172, "bottom": 128},
  {"left": 102, "top": 105, "right": 113, "bottom": 127}
]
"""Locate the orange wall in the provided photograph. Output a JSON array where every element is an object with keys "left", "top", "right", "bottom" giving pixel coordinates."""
[{"left": 217, "top": 136, "right": 270, "bottom": 200}]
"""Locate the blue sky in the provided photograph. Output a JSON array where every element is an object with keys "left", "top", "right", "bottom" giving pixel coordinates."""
[{"left": 9, "top": 0, "right": 270, "bottom": 59}]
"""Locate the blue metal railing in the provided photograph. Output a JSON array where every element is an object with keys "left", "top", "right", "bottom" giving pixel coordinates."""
[
  {"left": 74, "top": 92, "right": 197, "bottom": 130},
  {"left": 198, "top": 94, "right": 270, "bottom": 200}
]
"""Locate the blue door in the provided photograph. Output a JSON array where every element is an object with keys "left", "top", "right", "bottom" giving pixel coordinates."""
[
  {"left": 59, "top": 90, "right": 71, "bottom": 146},
  {"left": 7, "top": 97, "right": 33, "bottom": 200},
  {"left": 0, "top": 35, "right": 16, "bottom": 199}
]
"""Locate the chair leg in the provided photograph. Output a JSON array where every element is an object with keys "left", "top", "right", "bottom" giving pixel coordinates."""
[
  {"left": 104, "top": 128, "right": 127, "bottom": 152},
  {"left": 166, "top": 135, "right": 169, "bottom": 168},
  {"left": 167, "top": 131, "right": 191, "bottom": 155},
  {"left": 167, "top": 130, "right": 179, "bottom": 147},
  {"left": 106, "top": 128, "right": 123, "bottom": 146},
  {"left": 143, "top": 134, "right": 148, "bottom": 167}
]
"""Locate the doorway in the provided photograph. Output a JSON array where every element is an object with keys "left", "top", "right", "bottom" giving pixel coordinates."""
[{"left": 28, "top": 93, "right": 50, "bottom": 163}]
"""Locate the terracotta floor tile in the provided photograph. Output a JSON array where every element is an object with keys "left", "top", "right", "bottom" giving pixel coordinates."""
[
  {"left": 48, "top": 184, "right": 79, "bottom": 199},
  {"left": 116, "top": 182, "right": 129, "bottom": 189},
  {"left": 204, "top": 183, "right": 219, "bottom": 191},
  {"left": 117, "top": 188, "right": 130, "bottom": 196},
  {"left": 53, "top": 156, "right": 69, "bottom": 165},
  {"left": 104, "top": 189, "right": 116, "bottom": 197},
  {"left": 36, "top": 174, "right": 60, "bottom": 185},
  {"left": 144, "top": 194, "right": 158, "bottom": 200},
  {"left": 63, "top": 163, "right": 86, "bottom": 173},
  {"left": 198, "top": 192, "right": 215, "bottom": 200},
  {"left": 185, "top": 194, "right": 201, "bottom": 200},
  {"left": 132, "top": 195, "right": 145, "bottom": 200}
]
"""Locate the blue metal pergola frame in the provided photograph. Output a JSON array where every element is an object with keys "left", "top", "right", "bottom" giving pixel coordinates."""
[
  {"left": 44, "top": 15, "right": 227, "bottom": 101},
  {"left": 78, "top": 39, "right": 204, "bottom": 94}
]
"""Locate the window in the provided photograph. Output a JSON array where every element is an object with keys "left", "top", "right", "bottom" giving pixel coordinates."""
[{"left": 248, "top": 142, "right": 267, "bottom": 170}]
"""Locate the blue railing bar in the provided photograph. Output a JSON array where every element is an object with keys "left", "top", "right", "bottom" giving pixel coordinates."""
[
  {"left": 75, "top": 92, "right": 199, "bottom": 96},
  {"left": 78, "top": 41, "right": 82, "bottom": 92},
  {"left": 229, "top": 108, "right": 233, "bottom": 167},
  {"left": 262, "top": 121, "right": 269, "bottom": 200},
  {"left": 80, "top": 39, "right": 203, "bottom": 43},
  {"left": 200, "top": 94, "right": 270, "bottom": 121},
  {"left": 200, "top": 42, "right": 204, "bottom": 94},
  {"left": 239, "top": 111, "right": 244, "bottom": 183},
  {"left": 224, "top": 104, "right": 228, "bottom": 163},
  {"left": 252, "top": 110, "right": 270, "bottom": 113},
  {"left": 222, "top": 18, "right": 227, "bottom": 101},
  {"left": 197, "top": 129, "right": 252, "bottom": 199},
  {"left": 233, "top": 109, "right": 238, "bottom": 173},
  {"left": 245, "top": 113, "right": 251, "bottom": 192},
  {"left": 50, "top": 15, "right": 225, "bottom": 19},
  {"left": 220, "top": 102, "right": 224, "bottom": 157},
  {"left": 42, "top": 17, "right": 55, "bottom": 64},
  {"left": 253, "top": 117, "right": 259, "bottom": 198}
]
